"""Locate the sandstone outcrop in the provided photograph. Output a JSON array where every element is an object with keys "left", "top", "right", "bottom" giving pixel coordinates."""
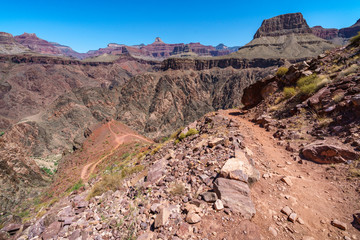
[{"left": 235, "top": 13, "right": 335, "bottom": 60}]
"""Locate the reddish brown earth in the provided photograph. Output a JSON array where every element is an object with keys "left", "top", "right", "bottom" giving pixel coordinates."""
[{"left": 80, "top": 120, "right": 153, "bottom": 180}]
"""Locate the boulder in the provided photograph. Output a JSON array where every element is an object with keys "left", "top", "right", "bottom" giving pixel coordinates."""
[
  {"left": 213, "top": 178, "right": 255, "bottom": 219},
  {"left": 185, "top": 212, "right": 201, "bottom": 224},
  {"left": 41, "top": 221, "right": 62, "bottom": 239},
  {"left": 220, "top": 150, "right": 259, "bottom": 185},
  {"left": 147, "top": 159, "right": 166, "bottom": 183},
  {"left": 301, "top": 140, "right": 359, "bottom": 164},
  {"left": 201, "top": 192, "right": 217, "bottom": 203}
]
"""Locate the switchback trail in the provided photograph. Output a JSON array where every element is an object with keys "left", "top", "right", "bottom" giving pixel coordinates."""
[{"left": 80, "top": 121, "right": 152, "bottom": 180}]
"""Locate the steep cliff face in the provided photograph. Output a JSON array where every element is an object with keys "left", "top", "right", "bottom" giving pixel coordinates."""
[
  {"left": 311, "top": 18, "right": 360, "bottom": 45},
  {"left": 254, "top": 12, "right": 313, "bottom": 38},
  {"left": 0, "top": 54, "right": 158, "bottom": 130},
  {"left": 162, "top": 57, "right": 285, "bottom": 70},
  {"left": 235, "top": 13, "right": 335, "bottom": 60}
]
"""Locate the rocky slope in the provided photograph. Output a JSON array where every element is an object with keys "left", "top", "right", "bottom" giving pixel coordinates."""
[
  {"left": 311, "top": 18, "right": 360, "bottom": 45},
  {"left": 234, "top": 13, "right": 335, "bottom": 60},
  {"left": 0, "top": 32, "right": 31, "bottom": 54},
  {"left": 0, "top": 53, "right": 159, "bottom": 130},
  {"left": 14, "top": 33, "right": 64, "bottom": 56}
]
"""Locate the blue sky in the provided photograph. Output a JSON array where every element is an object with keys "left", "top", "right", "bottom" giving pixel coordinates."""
[{"left": 1, "top": 0, "right": 359, "bottom": 52}]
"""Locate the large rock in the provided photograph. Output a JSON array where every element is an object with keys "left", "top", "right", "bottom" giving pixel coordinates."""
[
  {"left": 213, "top": 178, "right": 256, "bottom": 219},
  {"left": 220, "top": 150, "right": 260, "bottom": 185},
  {"left": 146, "top": 159, "right": 166, "bottom": 184},
  {"left": 235, "top": 13, "right": 335, "bottom": 60},
  {"left": 301, "top": 140, "right": 359, "bottom": 164}
]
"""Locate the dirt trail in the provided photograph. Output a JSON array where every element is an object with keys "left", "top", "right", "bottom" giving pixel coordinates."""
[
  {"left": 80, "top": 121, "right": 152, "bottom": 180},
  {"left": 221, "top": 109, "right": 359, "bottom": 240}
]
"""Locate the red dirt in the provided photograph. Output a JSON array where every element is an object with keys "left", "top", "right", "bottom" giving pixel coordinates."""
[
  {"left": 80, "top": 120, "right": 152, "bottom": 180},
  {"left": 219, "top": 109, "right": 360, "bottom": 240}
]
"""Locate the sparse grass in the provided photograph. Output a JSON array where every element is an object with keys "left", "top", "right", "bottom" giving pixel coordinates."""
[
  {"left": 150, "top": 144, "right": 162, "bottom": 155},
  {"left": 276, "top": 67, "right": 288, "bottom": 77},
  {"left": 121, "top": 152, "right": 130, "bottom": 159},
  {"left": 283, "top": 87, "right": 297, "bottom": 99},
  {"left": 169, "top": 183, "right": 185, "bottom": 196},
  {"left": 170, "top": 127, "right": 184, "bottom": 139},
  {"left": 318, "top": 117, "right": 333, "bottom": 128},
  {"left": 185, "top": 128, "right": 199, "bottom": 137},
  {"left": 332, "top": 93, "right": 345, "bottom": 103},
  {"left": 67, "top": 180, "right": 84, "bottom": 192},
  {"left": 174, "top": 128, "right": 199, "bottom": 145},
  {"left": 338, "top": 64, "right": 359, "bottom": 78},
  {"left": 121, "top": 165, "right": 145, "bottom": 179},
  {"left": 297, "top": 74, "right": 329, "bottom": 96},
  {"left": 88, "top": 174, "right": 123, "bottom": 199},
  {"left": 349, "top": 31, "right": 360, "bottom": 47}
]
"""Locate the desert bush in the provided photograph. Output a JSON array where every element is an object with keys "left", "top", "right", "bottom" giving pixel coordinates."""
[
  {"left": 121, "top": 165, "right": 144, "bottom": 178},
  {"left": 338, "top": 64, "right": 359, "bottom": 78},
  {"left": 150, "top": 144, "right": 162, "bottom": 155},
  {"left": 169, "top": 183, "right": 185, "bottom": 196},
  {"left": 297, "top": 74, "right": 328, "bottom": 95},
  {"left": 185, "top": 128, "right": 199, "bottom": 137},
  {"left": 276, "top": 67, "right": 288, "bottom": 76},
  {"left": 283, "top": 87, "right": 297, "bottom": 99},
  {"left": 350, "top": 31, "right": 360, "bottom": 46},
  {"left": 88, "top": 174, "right": 123, "bottom": 199},
  {"left": 170, "top": 127, "right": 184, "bottom": 139}
]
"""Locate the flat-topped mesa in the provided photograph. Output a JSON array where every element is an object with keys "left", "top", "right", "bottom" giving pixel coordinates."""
[
  {"left": 234, "top": 13, "right": 335, "bottom": 60},
  {"left": 254, "top": 12, "right": 312, "bottom": 38}
]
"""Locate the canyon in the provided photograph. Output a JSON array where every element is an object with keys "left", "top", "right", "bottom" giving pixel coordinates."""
[{"left": 0, "top": 12, "right": 359, "bottom": 240}]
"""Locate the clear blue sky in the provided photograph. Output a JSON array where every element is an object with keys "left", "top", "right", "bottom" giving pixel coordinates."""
[{"left": 1, "top": 0, "right": 359, "bottom": 53}]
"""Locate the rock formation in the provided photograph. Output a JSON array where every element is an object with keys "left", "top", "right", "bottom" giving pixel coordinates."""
[
  {"left": 14, "top": 33, "right": 63, "bottom": 55},
  {"left": 235, "top": 13, "right": 335, "bottom": 60},
  {"left": 311, "top": 18, "right": 360, "bottom": 45},
  {"left": 0, "top": 32, "right": 31, "bottom": 54}
]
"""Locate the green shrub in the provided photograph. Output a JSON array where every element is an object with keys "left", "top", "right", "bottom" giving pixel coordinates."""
[
  {"left": 41, "top": 167, "right": 54, "bottom": 175},
  {"left": 68, "top": 180, "right": 84, "bottom": 192},
  {"left": 283, "top": 87, "right": 297, "bottom": 99},
  {"left": 0, "top": 132, "right": 4, "bottom": 136},
  {"left": 170, "top": 127, "right": 184, "bottom": 139},
  {"left": 185, "top": 128, "right": 199, "bottom": 137},
  {"left": 297, "top": 74, "right": 324, "bottom": 95},
  {"left": 178, "top": 133, "right": 186, "bottom": 141},
  {"left": 350, "top": 31, "right": 360, "bottom": 46},
  {"left": 276, "top": 67, "right": 288, "bottom": 76}
]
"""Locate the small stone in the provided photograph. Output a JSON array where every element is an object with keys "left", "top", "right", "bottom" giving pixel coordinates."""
[
  {"left": 150, "top": 203, "right": 161, "bottom": 213},
  {"left": 214, "top": 199, "right": 224, "bottom": 210},
  {"left": 344, "top": 236, "right": 351, "bottom": 240},
  {"left": 140, "top": 222, "right": 148, "bottom": 230},
  {"left": 137, "top": 232, "right": 155, "bottom": 240},
  {"left": 297, "top": 217, "right": 305, "bottom": 225},
  {"left": 288, "top": 213, "right": 298, "bottom": 223},
  {"left": 281, "top": 176, "right": 293, "bottom": 186},
  {"left": 154, "top": 208, "right": 170, "bottom": 228},
  {"left": 263, "top": 173, "right": 270, "bottom": 179},
  {"left": 331, "top": 219, "right": 347, "bottom": 230},
  {"left": 201, "top": 192, "right": 217, "bottom": 203},
  {"left": 268, "top": 227, "right": 277, "bottom": 237},
  {"left": 186, "top": 212, "right": 201, "bottom": 224},
  {"left": 354, "top": 212, "right": 360, "bottom": 225},
  {"left": 208, "top": 138, "right": 224, "bottom": 147},
  {"left": 281, "top": 206, "right": 292, "bottom": 216}
]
